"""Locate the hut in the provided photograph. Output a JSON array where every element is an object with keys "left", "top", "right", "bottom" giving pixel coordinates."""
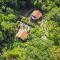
[
  {"left": 16, "top": 29, "right": 28, "bottom": 41},
  {"left": 30, "top": 10, "right": 43, "bottom": 21}
]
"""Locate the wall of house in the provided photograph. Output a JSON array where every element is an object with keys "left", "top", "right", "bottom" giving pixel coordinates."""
[{"left": 20, "top": 22, "right": 32, "bottom": 31}]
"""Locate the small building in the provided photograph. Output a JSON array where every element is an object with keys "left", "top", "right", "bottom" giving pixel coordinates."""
[
  {"left": 16, "top": 29, "right": 28, "bottom": 41},
  {"left": 30, "top": 10, "right": 43, "bottom": 21}
]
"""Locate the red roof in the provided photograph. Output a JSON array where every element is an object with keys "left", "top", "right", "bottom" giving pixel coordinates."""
[
  {"left": 31, "top": 10, "right": 42, "bottom": 20},
  {"left": 16, "top": 29, "right": 28, "bottom": 40}
]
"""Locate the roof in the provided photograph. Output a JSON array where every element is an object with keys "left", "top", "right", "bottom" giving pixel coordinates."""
[
  {"left": 16, "top": 29, "right": 28, "bottom": 40},
  {"left": 31, "top": 10, "right": 42, "bottom": 20}
]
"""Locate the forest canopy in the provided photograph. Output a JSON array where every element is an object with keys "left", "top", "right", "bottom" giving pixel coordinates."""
[{"left": 0, "top": 0, "right": 60, "bottom": 60}]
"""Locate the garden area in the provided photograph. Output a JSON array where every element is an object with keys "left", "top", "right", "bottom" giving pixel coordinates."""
[{"left": 0, "top": 0, "right": 60, "bottom": 60}]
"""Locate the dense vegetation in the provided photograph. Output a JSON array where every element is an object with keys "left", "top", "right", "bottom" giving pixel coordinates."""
[{"left": 0, "top": 0, "right": 60, "bottom": 60}]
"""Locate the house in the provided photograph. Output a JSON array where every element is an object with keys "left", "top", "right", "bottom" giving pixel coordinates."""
[
  {"left": 16, "top": 21, "right": 32, "bottom": 41},
  {"left": 30, "top": 10, "right": 43, "bottom": 22},
  {"left": 16, "top": 29, "right": 28, "bottom": 41}
]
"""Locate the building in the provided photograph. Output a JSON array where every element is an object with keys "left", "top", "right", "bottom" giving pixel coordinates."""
[
  {"left": 30, "top": 10, "right": 43, "bottom": 21},
  {"left": 16, "top": 29, "right": 28, "bottom": 41}
]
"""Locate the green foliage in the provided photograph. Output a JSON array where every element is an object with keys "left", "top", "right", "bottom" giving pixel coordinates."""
[
  {"left": 0, "top": 0, "right": 60, "bottom": 60},
  {"left": 32, "top": 0, "right": 56, "bottom": 12},
  {"left": 0, "top": 13, "right": 17, "bottom": 23},
  {"left": 0, "top": 12, "right": 17, "bottom": 52},
  {"left": 1, "top": 21, "right": 16, "bottom": 31},
  {"left": 2, "top": 38, "right": 53, "bottom": 60},
  {"left": 53, "top": 0, "right": 60, "bottom": 7},
  {"left": 33, "top": 0, "right": 42, "bottom": 9},
  {"left": 44, "top": 7, "right": 60, "bottom": 45},
  {"left": 0, "top": 31, "right": 3, "bottom": 41},
  {"left": 2, "top": 47, "right": 27, "bottom": 60},
  {"left": 6, "top": 7, "right": 14, "bottom": 14},
  {"left": 45, "top": 7, "right": 60, "bottom": 22},
  {"left": 49, "top": 46, "right": 60, "bottom": 60},
  {"left": 5, "top": 14, "right": 17, "bottom": 22}
]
